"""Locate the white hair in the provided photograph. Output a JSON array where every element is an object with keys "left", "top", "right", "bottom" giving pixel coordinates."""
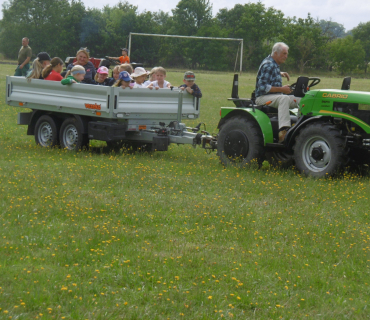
[{"left": 271, "top": 42, "right": 289, "bottom": 55}]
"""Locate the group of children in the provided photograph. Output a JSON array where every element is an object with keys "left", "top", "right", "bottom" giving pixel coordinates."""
[
  {"left": 35, "top": 55, "right": 202, "bottom": 98},
  {"left": 65, "top": 64, "right": 202, "bottom": 98}
]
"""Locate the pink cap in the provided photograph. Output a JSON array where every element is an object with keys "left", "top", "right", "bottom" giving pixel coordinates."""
[{"left": 97, "top": 66, "right": 109, "bottom": 74}]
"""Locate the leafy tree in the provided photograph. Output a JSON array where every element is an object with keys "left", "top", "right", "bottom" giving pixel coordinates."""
[
  {"left": 171, "top": 0, "right": 213, "bottom": 36},
  {"left": 280, "top": 15, "right": 327, "bottom": 73},
  {"left": 352, "top": 22, "right": 370, "bottom": 73},
  {"left": 216, "top": 2, "right": 285, "bottom": 69},
  {"left": 318, "top": 19, "right": 346, "bottom": 40},
  {"left": 0, "top": 0, "right": 85, "bottom": 59},
  {"left": 329, "top": 36, "right": 365, "bottom": 74}
]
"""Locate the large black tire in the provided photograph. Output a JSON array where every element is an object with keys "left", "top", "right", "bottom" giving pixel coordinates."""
[
  {"left": 294, "top": 123, "right": 348, "bottom": 177},
  {"left": 59, "top": 118, "right": 89, "bottom": 151},
  {"left": 265, "top": 150, "right": 294, "bottom": 169},
  {"left": 34, "top": 115, "right": 60, "bottom": 148},
  {"left": 217, "top": 116, "right": 264, "bottom": 167}
]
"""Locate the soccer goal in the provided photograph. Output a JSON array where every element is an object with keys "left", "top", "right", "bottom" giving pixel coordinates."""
[{"left": 128, "top": 32, "right": 244, "bottom": 74}]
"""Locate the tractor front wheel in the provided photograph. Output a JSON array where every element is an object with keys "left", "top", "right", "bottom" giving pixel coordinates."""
[
  {"left": 217, "top": 116, "right": 264, "bottom": 168},
  {"left": 294, "top": 123, "right": 347, "bottom": 177}
]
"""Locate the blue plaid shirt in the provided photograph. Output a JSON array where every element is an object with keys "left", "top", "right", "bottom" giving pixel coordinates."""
[{"left": 255, "top": 55, "right": 282, "bottom": 98}]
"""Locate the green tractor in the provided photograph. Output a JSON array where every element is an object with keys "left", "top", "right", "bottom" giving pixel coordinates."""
[{"left": 217, "top": 75, "right": 370, "bottom": 177}]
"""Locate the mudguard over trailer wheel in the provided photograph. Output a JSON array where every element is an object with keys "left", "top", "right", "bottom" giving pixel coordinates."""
[
  {"left": 60, "top": 118, "right": 89, "bottom": 151},
  {"left": 294, "top": 123, "right": 348, "bottom": 177},
  {"left": 34, "top": 115, "right": 60, "bottom": 148},
  {"left": 217, "top": 116, "right": 264, "bottom": 167}
]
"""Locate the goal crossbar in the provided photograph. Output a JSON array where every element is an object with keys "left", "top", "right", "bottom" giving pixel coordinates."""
[{"left": 128, "top": 32, "right": 244, "bottom": 74}]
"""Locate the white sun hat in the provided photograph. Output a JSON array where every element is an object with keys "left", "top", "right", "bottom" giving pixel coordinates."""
[{"left": 131, "top": 67, "right": 149, "bottom": 78}]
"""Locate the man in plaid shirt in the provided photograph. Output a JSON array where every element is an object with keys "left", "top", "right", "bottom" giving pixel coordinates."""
[{"left": 255, "top": 42, "right": 298, "bottom": 142}]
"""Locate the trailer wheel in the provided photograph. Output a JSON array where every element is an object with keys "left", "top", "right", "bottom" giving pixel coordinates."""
[
  {"left": 60, "top": 118, "right": 89, "bottom": 151},
  {"left": 294, "top": 123, "right": 347, "bottom": 177},
  {"left": 217, "top": 116, "right": 264, "bottom": 167},
  {"left": 35, "top": 115, "right": 59, "bottom": 148},
  {"left": 265, "top": 151, "right": 294, "bottom": 169}
]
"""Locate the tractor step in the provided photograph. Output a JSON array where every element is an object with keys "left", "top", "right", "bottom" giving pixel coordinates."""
[{"left": 265, "top": 143, "right": 286, "bottom": 149}]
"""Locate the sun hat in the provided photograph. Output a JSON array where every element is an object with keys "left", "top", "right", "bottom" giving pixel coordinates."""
[
  {"left": 97, "top": 66, "right": 109, "bottom": 74},
  {"left": 37, "top": 52, "right": 51, "bottom": 61},
  {"left": 184, "top": 71, "right": 195, "bottom": 81},
  {"left": 131, "top": 67, "right": 149, "bottom": 78},
  {"left": 119, "top": 71, "right": 132, "bottom": 82}
]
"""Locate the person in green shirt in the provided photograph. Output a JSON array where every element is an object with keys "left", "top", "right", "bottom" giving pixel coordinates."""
[
  {"left": 61, "top": 65, "right": 86, "bottom": 85},
  {"left": 14, "top": 37, "right": 32, "bottom": 76}
]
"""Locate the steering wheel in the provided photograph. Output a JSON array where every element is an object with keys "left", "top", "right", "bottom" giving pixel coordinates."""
[
  {"left": 104, "top": 56, "right": 121, "bottom": 66},
  {"left": 290, "top": 77, "right": 321, "bottom": 92}
]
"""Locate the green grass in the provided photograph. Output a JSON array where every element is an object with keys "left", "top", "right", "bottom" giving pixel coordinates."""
[{"left": 0, "top": 66, "right": 369, "bottom": 319}]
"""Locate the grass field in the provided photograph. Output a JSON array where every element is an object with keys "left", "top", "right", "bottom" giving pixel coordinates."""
[{"left": 0, "top": 65, "right": 369, "bottom": 319}]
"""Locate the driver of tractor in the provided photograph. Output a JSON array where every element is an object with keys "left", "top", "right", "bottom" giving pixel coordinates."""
[{"left": 255, "top": 42, "right": 299, "bottom": 143}]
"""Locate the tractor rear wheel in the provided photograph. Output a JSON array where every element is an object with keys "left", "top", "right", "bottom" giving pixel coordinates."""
[
  {"left": 217, "top": 116, "right": 264, "bottom": 168},
  {"left": 294, "top": 123, "right": 347, "bottom": 177}
]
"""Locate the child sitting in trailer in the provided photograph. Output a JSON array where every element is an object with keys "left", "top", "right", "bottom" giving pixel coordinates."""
[
  {"left": 61, "top": 65, "right": 86, "bottom": 85},
  {"left": 147, "top": 66, "right": 171, "bottom": 90},
  {"left": 43, "top": 57, "right": 64, "bottom": 81},
  {"left": 179, "top": 71, "right": 202, "bottom": 98},
  {"left": 112, "top": 65, "right": 120, "bottom": 81},
  {"left": 148, "top": 67, "right": 158, "bottom": 82},
  {"left": 112, "top": 71, "right": 133, "bottom": 89},
  {"left": 84, "top": 66, "right": 115, "bottom": 86},
  {"left": 119, "top": 63, "right": 133, "bottom": 75},
  {"left": 131, "top": 67, "right": 150, "bottom": 88}
]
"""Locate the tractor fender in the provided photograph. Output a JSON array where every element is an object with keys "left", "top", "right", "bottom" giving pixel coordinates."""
[
  {"left": 218, "top": 108, "right": 274, "bottom": 144},
  {"left": 285, "top": 115, "right": 329, "bottom": 148}
]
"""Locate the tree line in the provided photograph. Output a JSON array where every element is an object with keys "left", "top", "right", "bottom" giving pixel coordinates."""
[{"left": 1, "top": 0, "right": 370, "bottom": 74}]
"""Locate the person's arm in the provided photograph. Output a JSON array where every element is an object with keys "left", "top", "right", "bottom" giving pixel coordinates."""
[
  {"left": 269, "top": 85, "right": 292, "bottom": 94},
  {"left": 280, "top": 72, "right": 290, "bottom": 81},
  {"left": 190, "top": 84, "right": 202, "bottom": 98},
  {"left": 256, "top": 64, "right": 292, "bottom": 95},
  {"left": 61, "top": 77, "right": 75, "bottom": 85},
  {"left": 107, "top": 57, "right": 120, "bottom": 61},
  {"left": 19, "top": 56, "right": 31, "bottom": 69}
]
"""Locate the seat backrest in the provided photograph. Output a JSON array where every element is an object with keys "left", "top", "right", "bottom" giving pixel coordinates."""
[
  {"left": 231, "top": 73, "right": 239, "bottom": 99},
  {"left": 293, "top": 76, "right": 309, "bottom": 97},
  {"left": 341, "top": 77, "right": 351, "bottom": 90}
]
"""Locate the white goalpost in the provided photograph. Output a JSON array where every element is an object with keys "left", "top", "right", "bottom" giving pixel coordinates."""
[{"left": 128, "top": 32, "right": 244, "bottom": 74}]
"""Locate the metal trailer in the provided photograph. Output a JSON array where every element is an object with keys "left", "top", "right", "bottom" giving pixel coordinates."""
[{"left": 5, "top": 76, "right": 217, "bottom": 152}]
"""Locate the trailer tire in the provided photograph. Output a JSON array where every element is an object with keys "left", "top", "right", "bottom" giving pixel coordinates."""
[
  {"left": 34, "top": 115, "right": 59, "bottom": 148},
  {"left": 294, "top": 123, "right": 347, "bottom": 177},
  {"left": 60, "top": 117, "right": 89, "bottom": 151},
  {"left": 217, "top": 116, "right": 264, "bottom": 168}
]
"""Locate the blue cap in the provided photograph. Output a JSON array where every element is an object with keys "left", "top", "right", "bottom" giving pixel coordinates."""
[{"left": 119, "top": 71, "right": 132, "bottom": 82}]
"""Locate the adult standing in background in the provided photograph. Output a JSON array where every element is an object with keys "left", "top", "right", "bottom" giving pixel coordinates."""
[
  {"left": 14, "top": 37, "right": 32, "bottom": 76},
  {"left": 107, "top": 48, "right": 130, "bottom": 64}
]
